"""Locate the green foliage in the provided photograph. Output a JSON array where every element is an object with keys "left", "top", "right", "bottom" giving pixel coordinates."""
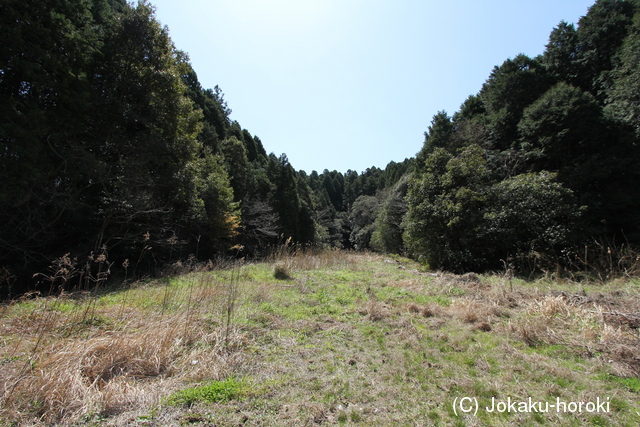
[
  {"left": 370, "top": 175, "right": 410, "bottom": 254},
  {"left": 349, "top": 195, "right": 381, "bottom": 250},
  {"left": 518, "top": 82, "right": 605, "bottom": 171},
  {"left": 219, "top": 136, "right": 249, "bottom": 202},
  {"left": 479, "top": 54, "right": 551, "bottom": 149},
  {"left": 606, "top": 11, "right": 640, "bottom": 135},
  {"left": 270, "top": 155, "right": 303, "bottom": 242},
  {"left": 574, "top": 0, "right": 635, "bottom": 97},
  {"left": 416, "top": 111, "right": 454, "bottom": 161},
  {"left": 0, "top": 0, "right": 114, "bottom": 279},
  {"left": 406, "top": 146, "right": 583, "bottom": 272},
  {"left": 189, "top": 152, "right": 240, "bottom": 253},
  {"left": 405, "top": 0, "right": 640, "bottom": 272},
  {"left": 483, "top": 172, "right": 582, "bottom": 261},
  {"left": 0, "top": 0, "right": 244, "bottom": 289},
  {"left": 543, "top": 21, "right": 581, "bottom": 85},
  {"left": 405, "top": 146, "right": 491, "bottom": 271},
  {"left": 4, "top": 0, "right": 640, "bottom": 289}
]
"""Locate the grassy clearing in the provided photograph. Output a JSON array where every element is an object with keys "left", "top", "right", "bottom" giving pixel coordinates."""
[{"left": 1, "top": 250, "right": 640, "bottom": 426}]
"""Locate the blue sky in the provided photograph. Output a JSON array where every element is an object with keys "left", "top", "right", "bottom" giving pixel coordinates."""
[{"left": 150, "top": 0, "right": 596, "bottom": 174}]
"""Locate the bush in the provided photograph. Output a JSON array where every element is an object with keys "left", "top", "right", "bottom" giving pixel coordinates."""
[{"left": 273, "top": 264, "right": 292, "bottom": 280}]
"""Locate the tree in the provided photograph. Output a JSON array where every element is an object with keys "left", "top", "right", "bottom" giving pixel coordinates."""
[
  {"left": 188, "top": 152, "right": 240, "bottom": 256},
  {"left": 242, "top": 129, "right": 259, "bottom": 162},
  {"left": 219, "top": 136, "right": 249, "bottom": 202},
  {"left": 575, "top": 0, "right": 635, "bottom": 99},
  {"left": 84, "top": 0, "right": 206, "bottom": 256},
  {"left": 0, "top": 0, "right": 114, "bottom": 276},
  {"left": 416, "top": 111, "right": 454, "bottom": 165},
  {"left": 0, "top": 0, "right": 243, "bottom": 288},
  {"left": 405, "top": 146, "right": 583, "bottom": 272},
  {"left": 370, "top": 174, "right": 410, "bottom": 254},
  {"left": 405, "top": 145, "right": 492, "bottom": 271},
  {"left": 269, "top": 154, "right": 302, "bottom": 240},
  {"left": 237, "top": 195, "right": 279, "bottom": 255},
  {"left": 483, "top": 172, "right": 582, "bottom": 269},
  {"left": 518, "top": 82, "right": 605, "bottom": 173},
  {"left": 606, "top": 11, "right": 640, "bottom": 136},
  {"left": 479, "top": 54, "right": 551, "bottom": 149},
  {"left": 543, "top": 21, "right": 581, "bottom": 86},
  {"left": 181, "top": 67, "right": 231, "bottom": 152},
  {"left": 349, "top": 195, "right": 380, "bottom": 250}
]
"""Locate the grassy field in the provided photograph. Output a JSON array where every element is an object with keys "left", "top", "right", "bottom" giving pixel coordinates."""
[{"left": 1, "top": 250, "right": 640, "bottom": 426}]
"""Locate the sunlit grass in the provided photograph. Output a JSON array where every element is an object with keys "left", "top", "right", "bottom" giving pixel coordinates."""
[{"left": 1, "top": 250, "right": 640, "bottom": 426}]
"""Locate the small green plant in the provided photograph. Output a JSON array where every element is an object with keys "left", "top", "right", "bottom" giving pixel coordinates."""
[
  {"left": 166, "top": 378, "right": 244, "bottom": 407},
  {"left": 350, "top": 409, "right": 362, "bottom": 422}
]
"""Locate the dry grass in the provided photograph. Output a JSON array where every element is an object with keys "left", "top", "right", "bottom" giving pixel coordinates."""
[
  {"left": 360, "top": 299, "right": 391, "bottom": 321},
  {"left": 267, "top": 240, "right": 354, "bottom": 272},
  {"left": 0, "top": 268, "right": 252, "bottom": 425},
  {"left": 1, "top": 308, "right": 250, "bottom": 424}
]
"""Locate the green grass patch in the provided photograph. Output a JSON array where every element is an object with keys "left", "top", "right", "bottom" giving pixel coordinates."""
[
  {"left": 166, "top": 378, "right": 245, "bottom": 407},
  {"left": 604, "top": 374, "right": 640, "bottom": 393}
]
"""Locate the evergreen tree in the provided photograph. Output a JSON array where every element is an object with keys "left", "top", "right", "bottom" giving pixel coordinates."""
[
  {"left": 543, "top": 21, "right": 581, "bottom": 86},
  {"left": 575, "top": 0, "right": 635, "bottom": 99},
  {"left": 606, "top": 10, "right": 640, "bottom": 136},
  {"left": 0, "top": 0, "right": 115, "bottom": 275},
  {"left": 416, "top": 111, "right": 454, "bottom": 165},
  {"left": 518, "top": 82, "right": 605, "bottom": 173},
  {"left": 270, "top": 155, "right": 302, "bottom": 240},
  {"left": 479, "top": 54, "right": 551, "bottom": 149},
  {"left": 0, "top": 0, "right": 241, "bottom": 287},
  {"left": 219, "top": 136, "right": 249, "bottom": 202}
]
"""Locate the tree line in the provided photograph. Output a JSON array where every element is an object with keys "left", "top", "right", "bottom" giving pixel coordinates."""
[
  {"left": 1, "top": 0, "right": 639, "bottom": 294},
  {"left": 404, "top": 0, "right": 640, "bottom": 272},
  {"left": 0, "top": 0, "right": 410, "bottom": 294}
]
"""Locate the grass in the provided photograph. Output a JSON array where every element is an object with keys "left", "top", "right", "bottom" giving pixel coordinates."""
[
  {"left": 1, "top": 250, "right": 640, "bottom": 425},
  {"left": 166, "top": 377, "right": 245, "bottom": 407}
]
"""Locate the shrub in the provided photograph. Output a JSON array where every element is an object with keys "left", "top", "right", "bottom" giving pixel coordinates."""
[{"left": 273, "top": 264, "right": 292, "bottom": 280}]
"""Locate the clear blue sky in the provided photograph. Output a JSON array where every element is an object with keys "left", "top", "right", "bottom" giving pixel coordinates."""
[{"left": 150, "top": 0, "right": 596, "bottom": 174}]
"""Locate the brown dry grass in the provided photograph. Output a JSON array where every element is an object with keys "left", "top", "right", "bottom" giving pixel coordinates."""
[
  {"left": 405, "top": 270, "right": 640, "bottom": 378},
  {"left": 1, "top": 308, "right": 251, "bottom": 424},
  {"left": 0, "top": 270, "right": 253, "bottom": 425}
]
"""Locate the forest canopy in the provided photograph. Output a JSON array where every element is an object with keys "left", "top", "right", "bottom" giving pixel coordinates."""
[
  {"left": 406, "top": 0, "right": 640, "bottom": 272},
  {"left": 1, "top": 0, "right": 639, "bottom": 294}
]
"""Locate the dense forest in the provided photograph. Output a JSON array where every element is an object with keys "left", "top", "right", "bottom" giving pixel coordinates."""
[{"left": 1, "top": 0, "right": 639, "bottom": 294}]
